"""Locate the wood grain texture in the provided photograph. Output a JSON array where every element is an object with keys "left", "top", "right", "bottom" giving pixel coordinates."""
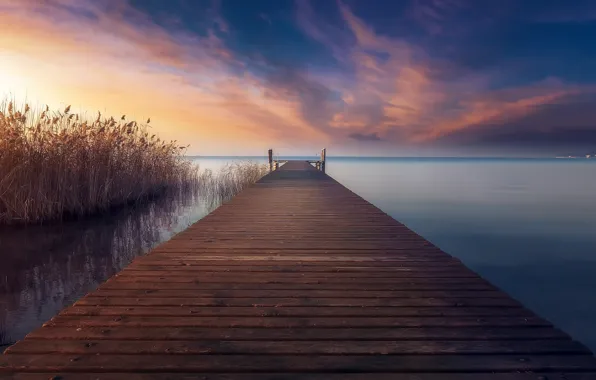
[
  {"left": 8, "top": 374, "right": 596, "bottom": 380},
  {"left": 3, "top": 354, "right": 596, "bottom": 372},
  {"left": 3, "top": 160, "right": 595, "bottom": 377}
]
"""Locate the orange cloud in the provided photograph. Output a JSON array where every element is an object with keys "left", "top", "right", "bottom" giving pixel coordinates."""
[{"left": 418, "top": 81, "right": 587, "bottom": 141}]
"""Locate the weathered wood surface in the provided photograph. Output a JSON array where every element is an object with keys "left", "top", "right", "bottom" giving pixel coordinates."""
[{"left": 2, "top": 160, "right": 595, "bottom": 379}]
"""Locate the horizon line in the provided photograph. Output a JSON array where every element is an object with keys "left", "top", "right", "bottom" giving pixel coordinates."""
[{"left": 187, "top": 155, "right": 594, "bottom": 159}]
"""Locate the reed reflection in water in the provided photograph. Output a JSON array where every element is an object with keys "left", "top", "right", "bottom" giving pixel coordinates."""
[{"left": 0, "top": 188, "right": 212, "bottom": 348}]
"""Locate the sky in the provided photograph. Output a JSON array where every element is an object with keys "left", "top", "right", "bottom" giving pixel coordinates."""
[{"left": 1, "top": 0, "right": 596, "bottom": 156}]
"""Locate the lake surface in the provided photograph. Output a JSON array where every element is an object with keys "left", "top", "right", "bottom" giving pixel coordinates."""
[
  {"left": 327, "top": 157, "right": 596, "bottom": 351},
  {"left": 0, "top": 189, "right": 213, "bottom": 348},
  {"left": 1, "top": 157, "right": 595, "bottom": 352}
]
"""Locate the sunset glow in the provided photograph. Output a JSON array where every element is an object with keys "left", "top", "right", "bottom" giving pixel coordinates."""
[{"left": 2, "top": 0, "right": 595, "bottom": 155}]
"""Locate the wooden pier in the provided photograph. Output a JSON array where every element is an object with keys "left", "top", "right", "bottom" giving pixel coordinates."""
[{"left": 2, "top": 160, "right": 596, "bottom": 378}]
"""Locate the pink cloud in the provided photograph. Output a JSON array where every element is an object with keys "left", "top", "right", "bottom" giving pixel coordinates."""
[{"left": 298, "top": 2, "right": 595, "bottom": 149}]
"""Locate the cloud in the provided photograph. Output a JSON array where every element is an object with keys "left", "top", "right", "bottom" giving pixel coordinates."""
[
  {"left": 0, "top": 0, "right": 327, "bottom": 154},
  {"left": 435, "top": 91, "right": 596, "bottom": 150},
  {"left": 294, "top": 0, "right": 350, "bottom": 62},
  {"left": 293, "top": 1, "right": 596, "bottom": 151},
  {"left": 2, "top": 0, "right": 594, "bottom": 155},
  {"left": 415, "top": 78, "right": 588, "bottom": 141},
  {"left": 349, "top": 132, "right": 383, "bottom": 142},
  {"left": 3, "top": 1, "right": 201, "bottom": 67},
  {"left": 210, "top": 0, "right": 229, "bottom": 33},
  {"left": 260, "top": 66, "right": 341, "bottom": 136}
]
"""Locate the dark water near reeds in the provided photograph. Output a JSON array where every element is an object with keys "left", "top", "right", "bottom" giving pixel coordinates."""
[
  {"left": 1, "top": 157, "right": 596, "bottom": 353},
  {"left": 0, "top": 189, "right": 212, "bottom": 349}
]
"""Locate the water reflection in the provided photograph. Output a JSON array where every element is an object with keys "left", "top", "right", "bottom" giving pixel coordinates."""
[{"left": 0, "top": 188, "right": 211, "bottom": 347}]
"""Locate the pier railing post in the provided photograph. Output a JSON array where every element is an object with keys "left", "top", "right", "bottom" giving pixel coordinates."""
[
  {"left": 320, "top": 148, "right": 326, "bottom": 173},
  {"left": 268, "top": 149, "right": 273, "bottom": 172}
]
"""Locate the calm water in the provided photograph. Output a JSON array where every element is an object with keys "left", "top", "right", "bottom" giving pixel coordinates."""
[
  {"left": 1, "top": 157, "right": 595, "bottom": 352},
  {"left": 326, "top": 158, "right": 596, "bottom": 349},
  {"left": 0, "top": 189, "right": 212, "bottom": 348}
]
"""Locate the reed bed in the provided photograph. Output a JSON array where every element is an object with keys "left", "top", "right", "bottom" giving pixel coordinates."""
[
  {"left": 198, "top": 162, "right": 269, "bottom": 207},
  {"left": 0, "top": 100, "right": 266, "bottom": 224}
]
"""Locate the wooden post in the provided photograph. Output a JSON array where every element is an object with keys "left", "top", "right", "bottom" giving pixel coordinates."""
[
  {"left": 320, "top": 148, "right": 326, "bottom": 173},
  {"left": 268, "top": 149, "right": 273, "bottom": 172},
  {"left": 275, "top": 161, "right": 279, "bottom": 170}
]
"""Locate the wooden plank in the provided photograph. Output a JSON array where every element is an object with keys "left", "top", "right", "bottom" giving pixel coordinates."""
[
  {"left": 9, "top": 374, "right": 596, "bottom": 380},
  {"left": 120, "top": 267, "right": 480, "bottom": 275},
  {"left": 99, "top": 281, "right": 498, "bottom": 291},
  {"left": 44, "top": 315, "right": 548, "bottom": 328},
  {"left": 150, "top": 245, "right": 438, "bottom": 253},
  {"left": 176, "top": 228, "right": 420, "bottom": 233},
  {"left": 124, "top": 264, "right": 466, "bottom": 271},
  {"left": 74, "top": 297, "right": 521, "bottom": 307},
  {"left": 105, "top": 277, "right": 492, "bottom": 284},
  {"left": 170, "top": 231, "right": 433, "bottom": 236},
  {"left": 146, "top": 248, "right": 443, "bottom": 253},
  {"left": 111, "top": 271, "right": 479, "bottom": 278},
  {"left": 22, "top": 326, "right": 571, "bottom": 341},
  {"left": 142, "top": 255, "right": 452, "bottom": 262},
  {"left": 6, "top": 339, "right": 589, "bottom": 355},
  {"left": 88, "top": 289, "right": 508, "bottom": 298},
  {"left": 60, "top": 306, "right": 534, "bottom": 317},
  {"left": 132, "top": 259, "right": 461, "bottom": 265},
  {"left": 147, "top": 252, "right": 448, "bottom": 258},
  {"left": 167, "top": 235, "right": 432, "bottom": 239},
  {"left": 3, "top": 354, "right": 596, "bottom": 372}
]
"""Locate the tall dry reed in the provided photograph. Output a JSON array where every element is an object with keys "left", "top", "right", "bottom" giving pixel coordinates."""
[
  {"left": 0, "top": 100, "right": 199, "bottom": 224},
  {"left": 198, "top": 162, "right": 269, "bottom": 207}
]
